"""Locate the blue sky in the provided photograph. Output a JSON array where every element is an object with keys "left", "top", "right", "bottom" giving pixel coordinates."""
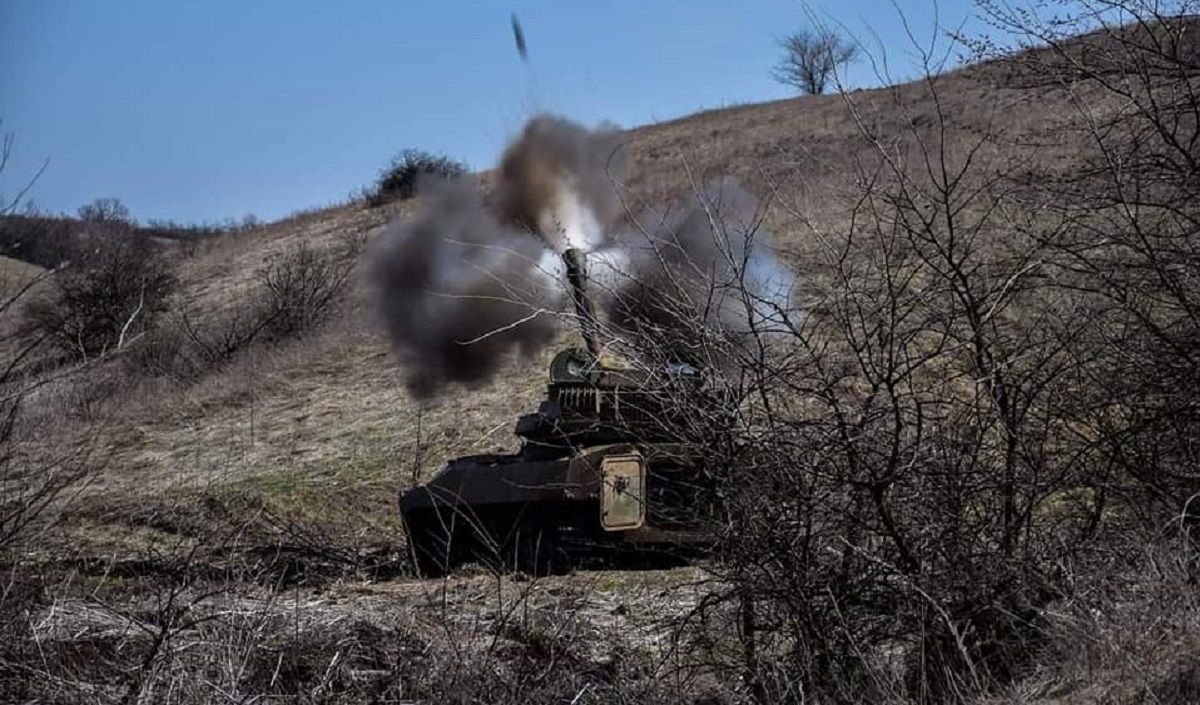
[{"left": 1, "top": 1, "right": 987, "bottom": 224}]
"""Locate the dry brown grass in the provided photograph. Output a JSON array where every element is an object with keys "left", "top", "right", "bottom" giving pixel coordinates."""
[
  {"left": 6, "top": 560, "right": 715, "bottom": 703},
  {"left": 0, "top": 254, "right": 44, "bottom": 295}
]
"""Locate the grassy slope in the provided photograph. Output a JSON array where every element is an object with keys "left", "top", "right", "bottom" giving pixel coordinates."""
[
  {"left": 0, "top": 254, "right": 45, "bottom": 289},
  {"left": 33, "top": 63, "right": 1084, "bottom": 555},
  {"left": 0, "top": 254, "right": 46, "bottom": 343}
]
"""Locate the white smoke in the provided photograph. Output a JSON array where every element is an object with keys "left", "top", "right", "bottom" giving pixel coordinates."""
[{"left": 545, "top": 182, "right": 605, "bottom": 252}]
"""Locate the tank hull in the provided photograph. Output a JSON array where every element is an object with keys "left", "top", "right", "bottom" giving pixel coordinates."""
[{"left": 399, "top": 443, "right": 710, "bottom": 576}]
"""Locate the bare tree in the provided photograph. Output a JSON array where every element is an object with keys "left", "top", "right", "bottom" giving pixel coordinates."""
[
  {"left": 773, "top": 27, "right": 858, "bottom": 95},
  {"left": 77, "top": 196, "right": 133, "bottom": 225}
]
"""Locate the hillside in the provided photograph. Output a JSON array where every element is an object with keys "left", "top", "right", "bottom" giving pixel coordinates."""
[
  {"left": 17, "top": 56, "right": 1067, "bottom": 599},
  {"left": 0, "top": 253, "right": 44, "bottom": 300},
  {"left": 23, "top": 64, "right": 1073, "bottom": 544},
  {"left": 6, "top": 21, "right": 1199, "bottom": 702}
]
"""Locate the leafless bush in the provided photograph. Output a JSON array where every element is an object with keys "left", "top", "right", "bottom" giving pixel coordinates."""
[
  {"left": 122, "top": 306, "right": 259, "bottom": 382},
  {"left": 593, "top": 5, "right": 1200, "bottom": 701},
  {"left": 258, "top": 242, "right": 353, "bottom": 341},
  {"left": 27, "top": 232, "right": 177, "bottom": 361},
  {"left": 972, "top": 0, "right": 1200, "bottom": 540},
  {"left": 0, "top": 128, "right": 94, "bottom": 558},
  {"left": 0, "top": 431, "right": 93, "bottom": 555},
  {"left": 127, "top": 242, "right": 354, "bottom": 383}
]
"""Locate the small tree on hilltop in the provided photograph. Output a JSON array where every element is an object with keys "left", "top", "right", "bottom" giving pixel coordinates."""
[
  {"left": 77, "top": 197, "right": 133, "bottom": 225},
  {"left": 773, "top": 27, "right": 858, "bottom": 95},
  {"left": 368, "top": 150, "right": 467, "bottom": 206}
]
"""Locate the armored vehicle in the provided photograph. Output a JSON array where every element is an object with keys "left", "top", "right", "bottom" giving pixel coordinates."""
[{"left": 400, "top": 250, "right": 714, "bottom": 576}]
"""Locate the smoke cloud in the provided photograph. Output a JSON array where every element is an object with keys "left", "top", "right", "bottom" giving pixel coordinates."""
[
  {"left": 367, "top": 177, "right": 561, "bottom": 398},
  {"left": 602, "top": 179, "right": 792, "bottom": 346},
  {"left": 368, "top": 115, "right": 794, "bottom": 397},
  {"left": 491, "top": 115, "right": 627, "bottom": 252}
]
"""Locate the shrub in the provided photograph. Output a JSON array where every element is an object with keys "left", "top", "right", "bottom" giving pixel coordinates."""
[
  {"left": 77, "top": 196, "right": 134, "bottom": 225},
  {"left": 0, "top": 214, "right": 75, "bottom": 269},
  {"left": 28, "top": 231, "right": 177, "bottom": 360},
  {"left": 367, "top": 149, "right": 466, "bottom": 206},
  {"left": 127, "top": 242, "right": 352, "bottom": 382},
  {"left": 258, "top": 242, "right": 353, "bottom": 341}
]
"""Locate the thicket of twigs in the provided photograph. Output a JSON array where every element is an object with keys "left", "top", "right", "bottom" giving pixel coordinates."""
[
  {"left": 600, "top": 3, "right": 1200, "bottom": 701},
  {"left": 26, "top": 229, "right": 179, "bottom": 362},
  {"left": 0, "top": 233, "right": 365, "bottom": 700}
]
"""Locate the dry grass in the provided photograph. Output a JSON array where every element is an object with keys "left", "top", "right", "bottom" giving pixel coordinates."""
[
  {"left": 0, "top": 254, "right": 44, "bottom": 295},
  {"left": 176, "top": 202, "right": 390, "bottom": 314},
  {"left": 6, "top": 563, "right": 717, "bottom": 703}
]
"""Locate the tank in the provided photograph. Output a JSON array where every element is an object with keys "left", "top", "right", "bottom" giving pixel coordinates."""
[{"left": 400, "top": 249, "right": 714, "bottom": 576}]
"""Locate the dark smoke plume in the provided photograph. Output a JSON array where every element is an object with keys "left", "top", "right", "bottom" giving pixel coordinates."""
[
  {"left": 367, "top": 177, "right": 561, "bottom": 398},
  {"left": 491, "top": 116, "right": 626, "bottom": 251},
  {"left": 368, "top": 115, "right": 793, "bottom": 397}
]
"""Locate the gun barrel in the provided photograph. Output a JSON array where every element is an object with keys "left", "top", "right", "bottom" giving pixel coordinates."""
[{"left": 562, "top": 248, "right": 602, "bottom": 356}]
